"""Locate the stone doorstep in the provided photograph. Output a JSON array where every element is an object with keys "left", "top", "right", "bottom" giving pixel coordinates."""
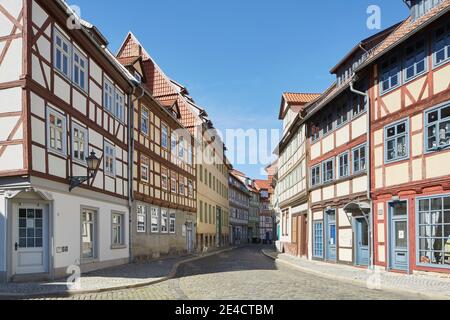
[
  {"left": 0, "top": 246, "right": 238, "bottom": 299},
  {"left": 262, "top": 250, "right": 450, "bottom": 300}
]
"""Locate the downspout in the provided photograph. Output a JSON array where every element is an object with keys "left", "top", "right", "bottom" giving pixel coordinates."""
[
  {"left": 350, "top": 77, "right": 374, "bottom": 270},
  {"left": 128, "top": 85, "right": 145, "bottom": 263}
]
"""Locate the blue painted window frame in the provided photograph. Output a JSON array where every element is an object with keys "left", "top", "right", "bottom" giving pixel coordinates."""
[
  {"left": 336, "top": 101, "right": 349, "bottom": 128},
  {"left": 322, "top": 113, "right": 333, "bottom": 136},
  {"left": 322, "top": 158, "right": 334, "bottom": 184},
  {"left": 433, "top": 22, "right": 450, "bottom": 68},
  {"left": 311, "top": 164, "right": 321, "bottom": 187},
  {"left": 380, "top": 56, "right": 401, "bottom": 95},
  {"left": 352, "top": 144, "right": 367, "bottom": 174},
  {"left": 404, "top": 38, "right": 428, "bottom": 83},
  {"left": 384, "top": 118, "right": 410, "bottom": 164},
  {"left": 424, "top": 101, "right": 450, "bottom": 152},
  {"left": 313, "top": 221, "right": 324, "bottom": 258},
  {"left": 338, "top": 151, "right": 350, "bottom": 178},
  {"left": 311, "top": 123, "right": 321, "bottom": 143},
  {"left": 416, "top": 193, "right": 450, "bottom": 270}
]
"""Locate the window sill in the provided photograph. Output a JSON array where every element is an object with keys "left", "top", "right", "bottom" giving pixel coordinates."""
[
  {"left": 432, "top": 58, "right": 450, "bottom": 70},
  {"left": 110, "top": 244, "right": 127, "bottom": 250},
  {"left": 80, "top": 258, "right": 99, "bottom": 265},
  {"left": 404, "top": 69, "right": 428, "bottom": 85},
  {"left": 380, "top": 84, "right": 401, "bottom": 97},
  {"left": 47, "top": 148, "right": 67, "bottom": 159},
  {"left": 424, "top": 145, "right": 450, "bottom": 155},
  {"left": 351, "top": 110, "right": 367, "bottom": 122},
  {"left": 384, "top": 156, "right": 410, "bottom": 165}
]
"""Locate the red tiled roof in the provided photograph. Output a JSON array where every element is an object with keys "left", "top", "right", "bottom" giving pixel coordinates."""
[
  {"left": 117, "top": 33, "right": 198, "bottom": 134},
  {"left": 254, "top": 179, "right": 271, "bottom": 190},
  {"left": 116, "top": 56, "right": 140, "bottom": 66},
  {"left": 283, "top": 92, "right": 321, "bottom": 105},
  {"left": 231, "top": 169, "right": 246, "bottom": 177},
  {"left": 279, "top": 92, "right": 321, "bottom": 120},
  {"left": 359, "top": 1, "right": 450, "bottom": 70}
]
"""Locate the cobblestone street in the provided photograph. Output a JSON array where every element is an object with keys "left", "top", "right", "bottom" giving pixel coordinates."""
[{"left": 32, "top": 247, "right": 424, "bottom": 300}]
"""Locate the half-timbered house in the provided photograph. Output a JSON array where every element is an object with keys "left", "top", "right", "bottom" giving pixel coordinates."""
[
  {"left": 116, "top": 35, "right": 197, "bottom": 260},
  {"left": 304, "top": 25, "right": 398, "bottom": 267},
  {"left": 355, "top": 0, "right": 450, "bottom": 274},
  {"left": 276, "top": 93, "right": 320, "bottom": 258},
  {"left": 117, "top": 33, "right": 230, "bottom": 252},
  {"left": 0, "top": 0, "right": 135, "bottom": 282}
]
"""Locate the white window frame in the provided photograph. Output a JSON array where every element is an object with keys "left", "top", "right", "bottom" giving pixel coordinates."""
[
  {"left": 104, "top": 141, "right": 116, "bottom": 177},
  {"left": 169, "top": 212, "right": 176, "bottom": 234},
  {"left": 111, "top": 212, "right": 125, "bottom": 247},
  {"left": 151, "top": 207, "right": 160, "bottom": 233},
  {"left": 178, "top": 136, "right": 185, "bottom": 160},
  {"left": 140, "top": 155, "right": 149, "bottom": 183},
  {"left": 71, "top": 122, "right": 88, "bottom": 164},
  {"left": 171, "top": 132, "right": 177, "bottom": 155},
  {"left": 161, "top": 209, "right": 168, "bottom": 233},
  {"left": 104, "top": 79, "right": 114, "bottom": 114},
  {"left": 72, "top": 47, "right": 88, "bottom": 92},
  {"left": 161, "top": 123, "right": 169, "bottom": 149},
  {"left": 161, "top": 168, "right": 168, "bottom": 191},
  {"left": 137, "top": 205, "right": 147, "bottom": 233},
  {"left": 188, "top": 179, "right": 194, "bottom": 198},
  {"left": 115, "top": 90, "right": 125, "bottom": 122},
  {"left": 46, "top": 107, "right": 67, "bottom": 156},
  {"left": 179, "top": 179, "right": 185, "bottom": 196},
  {"left": 54, "top": 29, "right": 71, "bottom": 79},
  {"left": 141, "top": 106, "right": 149, "bottom": 135}
]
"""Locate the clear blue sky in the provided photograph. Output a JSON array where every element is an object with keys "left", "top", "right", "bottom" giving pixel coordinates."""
[{"left": 71, "top": 0, "right": 409, "bottom": 179}]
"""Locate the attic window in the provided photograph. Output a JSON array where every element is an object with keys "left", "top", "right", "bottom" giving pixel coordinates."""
[{"left": 410, "top": 0, "right": 443, "bottom": 21}]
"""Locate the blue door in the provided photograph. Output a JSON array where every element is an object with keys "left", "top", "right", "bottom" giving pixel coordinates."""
[
  {"left": 355, "top": 218, "right": 369, "bottom": 266},
  {"left": 389, "top": 201, "right": 408, "bottom": 271},
  {"left": 326, "top": 210, "right": 336, "bottom": 261}
]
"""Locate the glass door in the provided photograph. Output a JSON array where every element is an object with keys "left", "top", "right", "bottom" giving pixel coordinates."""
[
  {"left": 81, "top": 209, "right": 97, "bottom": 260},
  {"left": 326, "top": 210, "right": 337, "bottom": 261},
  {"left": 390, "top": 201, "right": 408, "bottom": 271}
]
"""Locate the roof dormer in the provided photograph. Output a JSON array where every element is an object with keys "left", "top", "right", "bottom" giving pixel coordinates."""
[{"left": 404, "top": 0, "right": 444, "bottom": 21}]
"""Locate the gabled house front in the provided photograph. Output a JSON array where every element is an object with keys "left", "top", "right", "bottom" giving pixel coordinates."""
[
  {"left": 0, "top": 0, "right": 135, "bottom": 282},
  {"left": 354, "top": 0, "right": 450, "bottom": 274}
]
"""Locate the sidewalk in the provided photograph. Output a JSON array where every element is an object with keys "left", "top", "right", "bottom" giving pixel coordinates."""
[
  {"left": 0, "top": 246, "right": 236, "bottom": 299},
  {"left": 262, "top": 249, "right": 450, "bottom": 300}
]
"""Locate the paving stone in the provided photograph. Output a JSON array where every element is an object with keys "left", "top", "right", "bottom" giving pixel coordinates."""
[{"left": 28, "top": 246, "right": 424, "bottom": 300}]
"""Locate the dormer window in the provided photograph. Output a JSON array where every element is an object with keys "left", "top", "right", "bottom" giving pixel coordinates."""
[{"left": 408, "top": 0, "right": 443, "bottom": 21}]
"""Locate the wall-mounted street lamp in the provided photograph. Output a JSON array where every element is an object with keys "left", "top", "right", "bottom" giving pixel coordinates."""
[{"left": 69, "top": 151, "right": 100, "bottom": 192}]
